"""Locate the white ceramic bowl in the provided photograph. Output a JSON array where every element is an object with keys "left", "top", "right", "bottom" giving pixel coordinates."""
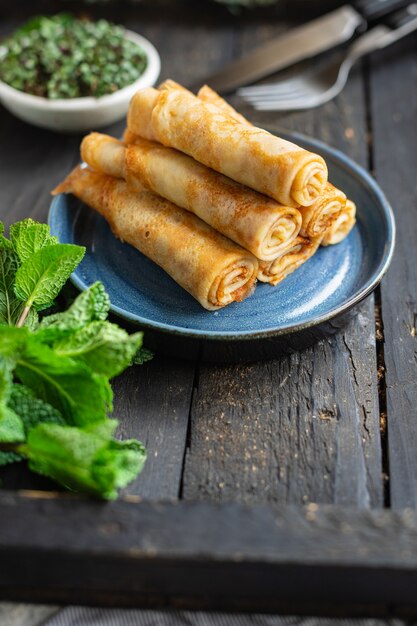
[{"left": 0, "top": 30, "right": 161, "bottom": 132}]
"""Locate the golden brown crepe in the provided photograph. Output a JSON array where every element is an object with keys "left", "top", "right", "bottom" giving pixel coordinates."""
[
  {"left": 124, "top": 83, "right": 248, "bottom": 147},
  {"left": 299, "top": 183, "right": 346, "bottom": 239},
  {"left": 127, "top": 87, "right": 328, "bottom": 207},
  {"left": 81, "top": 132, "right": 302, "bottom": 262},
  {"left": 123, "top": 127, "right": 137, "bottom": 145},
  {"left": 197, "top": 85, "right": 250, "bottom": 125},
  {"left": 192, "top": 86, "right": 356, "bottom": 244},
  {"left": 159, "top": 80, "right": 250, "bottom": 125},
  {"left": 321, "top": 199, "right": 357, "bottom": 246},
  {"left": 53, "top": 166, "right": 258, "bottom": 311},
  {"left": 257, "top": 236, "right": 321, "bottom": 286},
  {"left": 158, "top": 78, "right": 190, "bottom": 94}
]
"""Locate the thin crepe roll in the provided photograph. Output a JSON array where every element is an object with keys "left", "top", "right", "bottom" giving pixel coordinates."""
[
  {"left": 257, "top": 236, "right": 321, "bottom": 286},
  {"left": 299, "top": 183, "right": 346, "bottom": 239},
  {"left": 123, "top": 127, "right": 137, "bottom": 144},
  {"left": 194, "top": 87, "right": 354, "bottom": 244},
  {"left": 123, "top": 75, "right": 185, "bottom": 143},
  {"left": 81, "top": 132, "right": 125, "bottom": 178},
  {"left": 123, "top": 78, "right": 252, "bottom": 143},
  {"left": 159, "top": 80, "right": 251, "bottom": 125},
  {"left": 197, "top": 84, "right": 250, "bottom": 125},
  {"left": 127, "top": 87, "right": 328, "bottom": 207},
  {"left": 194, "top": 86, "right": 350, "bottom": 243},
  {"left": 53, "top": 166, "right": 258, "bottom": 311},
  {"left": 158, "top": 78, "right": 190, "bottom": 93},
  {"left": 81, "top": 133, "right": 302, "bottom": 261},
  {"left": 321, "top": 199, "right": 357, "bottom": 246}
]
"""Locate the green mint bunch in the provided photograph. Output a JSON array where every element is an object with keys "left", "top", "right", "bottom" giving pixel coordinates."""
[
  {"left": 0, "top": 14, "right": 148, "bottom": 99},
  {"left": 0, "top": 218, "right": 149, "bottom": 499}
]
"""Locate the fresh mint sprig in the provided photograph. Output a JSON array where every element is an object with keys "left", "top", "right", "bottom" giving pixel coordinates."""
[{"left": 0, "top": 218, "right": 149, "bottom": 499}]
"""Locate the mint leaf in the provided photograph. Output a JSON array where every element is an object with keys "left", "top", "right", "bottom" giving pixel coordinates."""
[
  {"left": 0, "top": 406, "right": 25, "bottom": 442},
  {"left": 132, "top": 346, "right": 154, "bottom": 365},
  {"left": 54, "top": 321, "right": 142, "bottom": 378},
  {"left": 0, "top": 450, "right": 22, "bottom": 466},
  {"left": 0, "top": 385, "right": 64, "bottom": 466},
  {"left": 0, "top": 223, "right": 13, "bottom": 250},
  {"left": 83, "top": 419, "right": 118, "bottom": 439},
  {"left": 24, "top": 423, "right": 106, "bottom": 495},
  {"left": 0, "top": 248, "right": 21, "bottom": 326},
  {"left": 0, "top": 248, "right": 39, "bottom": 328},
  {"left": 14, "top": 243, "right": 85, "bottom": 311},
  {"left": 15, "top": 336, "right": 112, "bottom": 427},
  {"left": 0, "top": 357, "right": 12, "bottom": 403},
  {"left": 9, "top": 384, "right": 65, "bottom": 431},
  {"left": 23, "top": 308, "right": 39, "bottom": 330},
  {"left": 92, "top": 438, "right": 147, "bottom": 499},
  {"left": 0, "top": 326, "right": 29, "bottom": 361},
  {"left": 0, "top": 357, "right": 23, "bottom": 443},
  {"left": 10, "top": 218, "right": 59, "bottom": 263},
  {"left": 37, "top": 281, "right": 110, "bottom": 342},
  {"left": 24, "top": 422, "right": 146, "bottom": 499}
]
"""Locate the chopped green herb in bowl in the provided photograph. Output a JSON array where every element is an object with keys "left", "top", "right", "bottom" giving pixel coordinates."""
[
  {"left": 0, "top": 14, "right": 148, "bottom": 99},
  {"left": 0, "top": 14, "right": 161, "bottom": 131}
]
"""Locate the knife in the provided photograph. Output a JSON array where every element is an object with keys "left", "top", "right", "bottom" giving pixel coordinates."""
[{"left": 191, "top": 0, "right": 413, "bottom": 93}]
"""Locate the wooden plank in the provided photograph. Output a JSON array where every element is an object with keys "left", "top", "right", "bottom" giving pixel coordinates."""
[
  {"left": 113, "top": 357, "right": 194, "bottom": 499},
  {"left": 183, "top": 28, "right": 382, "bottom": 507},
  {"left": 2, "top": 493, "right": 417, "bottom": 615},
  {"left": 369, "top": 37, "right": 417, "bottom": 509}
]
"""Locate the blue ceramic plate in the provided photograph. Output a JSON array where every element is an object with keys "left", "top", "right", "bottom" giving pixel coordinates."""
[{"left": 48, "top": 131, "right": 395, "bottom": 341}]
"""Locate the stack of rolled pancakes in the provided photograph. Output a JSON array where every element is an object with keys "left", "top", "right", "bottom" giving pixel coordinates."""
[{"left": 54, "top": 80, "right": 356, "bottom": 311}]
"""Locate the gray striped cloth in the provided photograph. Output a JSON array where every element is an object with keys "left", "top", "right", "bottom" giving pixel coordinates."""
[{"left": 43, "top": 608, "right": 407, "bottom": 626}]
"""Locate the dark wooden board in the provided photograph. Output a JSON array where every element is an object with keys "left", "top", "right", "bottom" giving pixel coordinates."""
[
  {"left": 183, "top": 308, "right": 382, "bottom": 507},
  {"left": 369, "top": 36, "right": 417, "bottom": 509},
  {"left": 2, "top": 493, "right": 417, "bottom": 616},
  {"left": 1, "top": 3, "right": 413, "bottom": 616}
]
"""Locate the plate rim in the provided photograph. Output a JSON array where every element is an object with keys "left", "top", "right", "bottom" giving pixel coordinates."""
[{"left": 48, "top": 130, "right": 396, "bottom": 341}]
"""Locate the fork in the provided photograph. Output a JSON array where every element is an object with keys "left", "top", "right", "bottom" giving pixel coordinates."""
[{"left": 238, "top": 4, "right": 417, "bottom": 111}]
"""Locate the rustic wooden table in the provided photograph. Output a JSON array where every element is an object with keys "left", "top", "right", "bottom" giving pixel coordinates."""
[{"left": 1, "top": 1, "right": 417, "bottom": 621}]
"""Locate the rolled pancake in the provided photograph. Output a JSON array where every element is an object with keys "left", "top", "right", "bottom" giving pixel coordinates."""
[
  {"left": 197, "top": 85, "right": 250, "bottom": 125},
  {"left": 159, "top": 80, "right": 250, "bottom": 125},
  {"left": 123, "top": 127, "right": 138, "bottom": 144},
  {"left": 299, "top": 183, "right": 346, "bottom": 239},
  {"left": 53, "top": 167, "right": 258, "bottom": 311},
  {"left": 321, "top": 199, "right": 357, "bottom": 246},
  {"left": 81, "top": 133, "right": 302, "bottom": 262},
  {"left": 158, "top": 79, "right": 190, "bottom": 94},
  {"left": 123, "top": 80, "right": 245, "bottom": 143},
  {"left": 193, "top": 87, "right": 348, "bottom": 243},
  {"left": 257, "top": 236, "right": 321, "bottom": 286},
  {"left": 194, "top": 87, "right": 348, "bottom": 243},
  {"left": 127, "top": 87, "right": 328, "bottom": 207},
  {"left": 81, "top": 132, "right": 125, "bottom": 178}
]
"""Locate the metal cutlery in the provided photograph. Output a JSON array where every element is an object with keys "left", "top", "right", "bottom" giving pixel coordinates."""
[
  {"left": 238, "top": 4, "right": 417, "bottom": 111},
  {"left": 192, "top": 0, "right": 413, "bottom": 94}
]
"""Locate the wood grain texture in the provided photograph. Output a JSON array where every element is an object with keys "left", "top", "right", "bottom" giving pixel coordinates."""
[
  {"left": 2, "top": 493, "right": 417, "bottom": 615},
  {"left": 0, "top": 6, "right": 407, "bottom": 614},
  {"left": 369, "top": 37, "right": 417, "bottom": 509},
  {"left": 183, "top": 27, "right": 383, "bottom": 508},
  {"left": 113, "top": 357, "right": 194, "bottom": 499}
]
